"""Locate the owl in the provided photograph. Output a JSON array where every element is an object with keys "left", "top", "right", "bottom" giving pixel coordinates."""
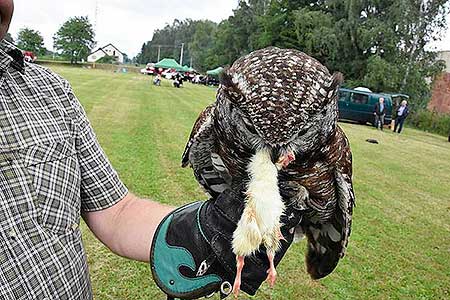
[{"left": 182, "top": 47, "right": 355, "bottom": 297}]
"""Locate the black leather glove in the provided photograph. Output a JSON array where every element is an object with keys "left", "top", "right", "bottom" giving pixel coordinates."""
[{"left": 150, "top": 189, "right": 300, "bottom": 299}]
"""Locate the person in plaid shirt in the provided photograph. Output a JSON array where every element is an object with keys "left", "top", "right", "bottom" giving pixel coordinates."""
[
  {"left": 0, "top": 1, "right": 302, "bottom": 299},
  {"left": 0, "top": 1, "right": 176, "bottom": 298}
]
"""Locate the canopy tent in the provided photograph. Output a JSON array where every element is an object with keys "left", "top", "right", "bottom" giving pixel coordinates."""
[
  {"left": 181, "top": 65, "right": 195, "bottom": 72},
  {"left": 154, "top": 58, "right": 183, "bottom": 71},
  {"left": 206, "top": 67, "right": 224, "bottom": 76}
]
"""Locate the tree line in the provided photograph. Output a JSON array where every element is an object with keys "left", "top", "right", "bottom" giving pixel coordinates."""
[
  {"left": 13, "top": 16, "right": 96, "bottom": 64},
  {"left": 12, "top": 0, "right": 449, "bottom": 109},
  {"left": 136, "top": 0, "right": 449, "bottom": 109}
]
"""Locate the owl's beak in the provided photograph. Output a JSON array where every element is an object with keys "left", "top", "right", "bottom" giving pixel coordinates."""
[{"left": 275, "top": 150, "right": 295, "bottom": 170}]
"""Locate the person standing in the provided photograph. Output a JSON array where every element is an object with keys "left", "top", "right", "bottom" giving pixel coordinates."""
[
  {"left": 394, "top": 100, "right": 409, "bottom": 133},
  {"left": 373, "top": 97, "right": 386, "bottom": 130}
]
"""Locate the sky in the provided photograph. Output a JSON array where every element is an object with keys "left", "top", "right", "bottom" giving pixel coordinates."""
[
  {"left": 428, "top": 12, "right": 450, "bottom": 52},
  {"left": 8, "top": 0, "right": 450, "bottom": 58},
  {"left": 9, "top": 0, "right": 239, "bottom": 57}
]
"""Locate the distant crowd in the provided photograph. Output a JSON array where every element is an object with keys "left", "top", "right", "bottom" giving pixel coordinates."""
[{"left": 147, "top": 67, "right": 220, "bottom": 89}]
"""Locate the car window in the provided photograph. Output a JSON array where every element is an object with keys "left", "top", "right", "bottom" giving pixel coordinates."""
[
  {"left": 350, "top": 93, "right": 369, "bottom": 104},
  {"left": 339, "top": 91, "right": 349, "bottom": 101}
]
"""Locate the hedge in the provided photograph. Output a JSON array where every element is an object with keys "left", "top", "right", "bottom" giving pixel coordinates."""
[{"left": 407, "top": 109, "right": 450, "bottom": 137}]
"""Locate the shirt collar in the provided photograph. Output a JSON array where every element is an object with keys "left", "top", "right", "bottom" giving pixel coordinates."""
[{"left": 0, "top": 39, "right": 25, "bottom": 74}]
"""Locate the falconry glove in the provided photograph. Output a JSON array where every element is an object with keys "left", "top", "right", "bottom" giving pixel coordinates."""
[{"left": 150, "top": 189, "right": 301, "bottom": 299}]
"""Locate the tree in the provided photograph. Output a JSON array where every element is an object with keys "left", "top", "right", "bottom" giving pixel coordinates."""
[
  {"left": 390, "top": 0, "right": 449, "bottom": 92},
  {"left": 293, "top": 8, "right": 338, "bottom": 66},
  {"left": 17, "top": 28, "right": 46, "bottom": 55},
  {"left": 53, "top": 16, "right": 95, "bottom": 64},
  {"left": 189, "top": 21, "right": 216, "bottom": 70},
  {"left": 135, "top": 0, "right": 449, "bottom": 108}
]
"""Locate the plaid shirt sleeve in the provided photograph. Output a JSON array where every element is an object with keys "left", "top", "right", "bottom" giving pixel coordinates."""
[{"left": 60, "top": 77, "right": 128, "bottom": 212}]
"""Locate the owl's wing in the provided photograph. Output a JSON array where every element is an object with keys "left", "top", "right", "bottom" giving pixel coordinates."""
[
  {"left": 181, "top": 104, "right": 231, "bottom": 198},
  {"left": 301, "top": 128, "right": 355, "bottom": 280}
]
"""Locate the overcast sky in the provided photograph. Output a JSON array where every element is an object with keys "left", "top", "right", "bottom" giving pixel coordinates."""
[
  {"left": 9, "top": 0, "right": 239, "bottom": 57},
  {"left": 8, "top": 0, "right": 450, "bottom": 58}
]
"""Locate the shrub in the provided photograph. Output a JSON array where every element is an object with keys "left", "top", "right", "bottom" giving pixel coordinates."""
[
  {"left": 407, "top": 109, "right": 450, "bottom": 137},
  {"left": 97, "top": 55, "right": 118, "bottom": 64}
]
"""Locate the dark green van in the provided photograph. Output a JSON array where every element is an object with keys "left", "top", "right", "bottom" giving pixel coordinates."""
[{"left": 338, "top": 88, "right": 393, "bottom": 125}]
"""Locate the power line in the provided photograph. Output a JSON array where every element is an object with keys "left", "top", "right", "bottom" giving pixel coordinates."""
[{"left": 148, "top": 44, "right": 182, "bottom": 49}]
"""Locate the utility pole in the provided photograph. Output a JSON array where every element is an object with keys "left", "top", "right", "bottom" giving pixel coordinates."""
[
  {"left": 190, "top": 56, "right": 193, "bottom": 68},
  {"left": 157, "top": 45, "right": 161, "bottom": 62},
  {"left": 94, "top": 0, "right": 99, "bottom": 33},
  {"left": 180, "top": 43, "right": 184, "bottom": 66}
]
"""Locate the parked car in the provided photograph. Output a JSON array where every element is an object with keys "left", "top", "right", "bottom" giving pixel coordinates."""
[
  {"left": 338, "top": 88, "right": 393, "bottom": 125},
  {"left": 23, "top": 51, "right": 37, "bottom": 63},
  {"left": 140, "top": 63, "right": 156, "bottom": 75}
]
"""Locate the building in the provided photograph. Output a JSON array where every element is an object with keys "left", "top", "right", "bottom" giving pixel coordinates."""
[
  {"left": 437, "top": 51, "right": 450, "bottom": 72},
  {"left": 87, "top": 44, "right": 124, "bottom": 64},
  {"left": 428, "top": 50, "right": 450, "bottom": 114}
]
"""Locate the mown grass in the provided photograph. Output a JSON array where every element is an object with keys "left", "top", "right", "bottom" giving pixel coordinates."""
[{"left": 49, "top": 65, "right": 450, "bottom": 300}]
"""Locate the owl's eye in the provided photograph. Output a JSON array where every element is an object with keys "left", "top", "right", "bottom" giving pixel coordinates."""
[
  {"left": 297, "top": 127, "right": 309, "bottom": 137},
  {"left": 241, "top": 115, "right": 257, "bottom": 134}
]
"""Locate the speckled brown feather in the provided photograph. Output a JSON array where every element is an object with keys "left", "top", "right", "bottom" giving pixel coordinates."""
[{"left": 182, "top": 47, "right": 355, "bottom": 280}]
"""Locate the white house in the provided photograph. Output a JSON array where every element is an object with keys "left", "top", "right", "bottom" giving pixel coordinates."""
[{"left": 87, "top": 43, "right": 124, "bottom": 64}]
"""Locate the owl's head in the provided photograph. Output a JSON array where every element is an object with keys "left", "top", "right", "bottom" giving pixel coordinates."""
[{"left": 217, "top": 47, "right": 343, "bottom": 161}]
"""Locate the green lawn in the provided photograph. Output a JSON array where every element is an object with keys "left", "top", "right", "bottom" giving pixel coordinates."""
[{"left": 49, "top": 66, "right": 450, "bottom": 300}]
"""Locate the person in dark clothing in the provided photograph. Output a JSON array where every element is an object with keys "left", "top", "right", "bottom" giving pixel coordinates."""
[
  {"left": 173, "top": 73, "right": 183, "bottom": 88},
  {"left": 373, "top": 97, "right": 387, "bottom": 130},
  {"left": 394, "top": 100, "right": 409, "bottom": 133}
]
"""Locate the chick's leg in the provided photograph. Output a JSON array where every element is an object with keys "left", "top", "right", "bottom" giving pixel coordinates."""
[
  {"left": 266, "top": 252, "right": 277, "bottom": 287},
  {"left": 263, "top": 225, "right": 282, "bottom": 288},
  {"left": 232, "top": 200, "right": 261, "bottom": 298},
  {"left": 233, "top": 255, "right": 245, "bottom": 298}
]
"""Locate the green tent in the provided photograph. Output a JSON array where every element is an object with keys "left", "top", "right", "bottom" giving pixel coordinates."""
[
  {"left": 154, "top": 58, "right": 183, "bottom": 71},
  {"left": 206, "top": 67, "right": 224, "bottom": 76},
  {"left": 181, "top": 65, "right": 195, "bottom": 72}
]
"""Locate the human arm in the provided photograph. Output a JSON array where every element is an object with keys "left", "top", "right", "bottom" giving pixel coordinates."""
[
  {"left": 82, "top": 193, "right": 174, "bottom": 262},
  {"left": 57, "top": 78, "right": 174, "bottom": 261}
]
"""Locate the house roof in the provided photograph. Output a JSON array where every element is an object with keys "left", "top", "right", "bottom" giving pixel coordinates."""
[
  {"left": 89, "top": 48, "right": 107, "bottom": 57},
  {"left": 102, "top": 43, "right": 124, "bottom": 55},
  {"left": 89, "top": 43, "right": 124, "bottom": 56}
]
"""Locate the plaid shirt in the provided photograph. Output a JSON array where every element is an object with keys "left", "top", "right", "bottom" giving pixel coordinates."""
[{"left": 0, "top": 40, "right": 128, "bottom": 299}]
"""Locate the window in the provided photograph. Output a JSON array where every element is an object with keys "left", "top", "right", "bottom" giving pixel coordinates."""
[
  {"left": 350, "top": 93, "right": 369, "bottom": 104},
  {"left": 339, "top": 91, "right": 349, "bottom": 101}
]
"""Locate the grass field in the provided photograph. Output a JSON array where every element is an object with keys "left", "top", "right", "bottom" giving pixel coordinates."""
[{"left": 49, "top": 66, "right": 450, "bottom": 300}]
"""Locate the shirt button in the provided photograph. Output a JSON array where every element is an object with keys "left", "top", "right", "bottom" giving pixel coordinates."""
[
  {"left": 7, "top": 229, "right": 17, "bottom": 238},
  {"left": 71, "top": 223, "right": 79, "bottom": 230}
]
